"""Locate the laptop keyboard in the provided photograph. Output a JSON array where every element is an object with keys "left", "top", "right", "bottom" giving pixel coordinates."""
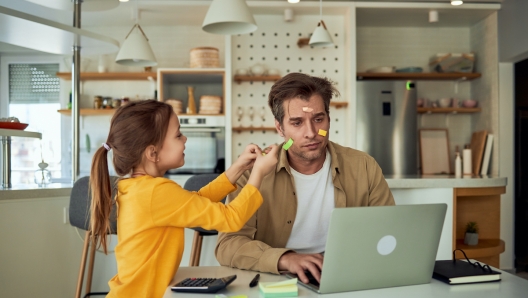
[{"left": 304, "top": 271, "right": 320, "bottom": 287}]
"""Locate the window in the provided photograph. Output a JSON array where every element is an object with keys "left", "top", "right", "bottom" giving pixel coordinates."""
[{"left": 1, "top": 57, "right": 66, "bottom": 186}]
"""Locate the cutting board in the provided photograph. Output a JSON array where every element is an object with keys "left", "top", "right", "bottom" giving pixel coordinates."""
[{"left": 470, "top": 130, "right": 488, "bottom": 175}]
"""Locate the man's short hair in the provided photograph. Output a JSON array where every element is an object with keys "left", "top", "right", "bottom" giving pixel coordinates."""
[{"left": 268, "top": 73, "right": 340, "bottom": 124}]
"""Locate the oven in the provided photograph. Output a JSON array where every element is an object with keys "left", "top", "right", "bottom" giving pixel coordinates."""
[{"left": 167, "top": 115, "right": 225, "bottom": 175}]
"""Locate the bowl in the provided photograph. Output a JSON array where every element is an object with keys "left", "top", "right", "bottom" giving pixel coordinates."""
[
  {"left": 462, "top": 99, "right": 478, "bottom": 108},
  {"left": 438, "top": 98, "right": 452, "bottom": 108}
]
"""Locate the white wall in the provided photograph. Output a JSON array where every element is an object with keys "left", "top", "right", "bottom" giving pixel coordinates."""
[{"left": 497, "top": 0, "right": 528, "bottom": 62}]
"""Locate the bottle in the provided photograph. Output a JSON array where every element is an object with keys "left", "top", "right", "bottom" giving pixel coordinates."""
[
  {"left": 68, "top": 92, "right": 72, "bottom": 109},
  {"left": 455, "top": 152, "right": 462, "bottom": 178},
  {"left": 187, "top": 86, "right": 196, "bottom": 114},
  {"left": 463, "top": 144, "right": 472, "bottom": 176}
]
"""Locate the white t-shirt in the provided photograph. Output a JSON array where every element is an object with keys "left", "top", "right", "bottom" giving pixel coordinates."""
[{"left": 285, "top": 150, "right": 335, "bottom": 253}]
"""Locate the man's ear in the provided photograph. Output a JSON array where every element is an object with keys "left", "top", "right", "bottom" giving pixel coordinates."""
[
  {"left": 275, "top": 120, "right": 284, "bottom": 137},
  {"left": 144, "top": 145, "right": 158, "bottom": 162}
]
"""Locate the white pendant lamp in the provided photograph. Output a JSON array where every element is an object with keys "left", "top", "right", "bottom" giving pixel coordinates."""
[
  {"left": 309, "top": 0, "right": 334, "bottom": 48},
  {"left": 115, "top": 24, "right": 157, "bottom": 67},
  {"left": 451, "top": 0, "right": 463, "bottom": 5},
  {"left": 202, "top": 0, "right": 257, "bottom": 35}
]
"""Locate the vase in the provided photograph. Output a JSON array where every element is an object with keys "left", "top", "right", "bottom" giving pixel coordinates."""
[
  {"left": 187, "top": 86, "right": 197, "bottom": 114},
  {"left": 464, "top": 232, "right": 479, "bottom": 245}
]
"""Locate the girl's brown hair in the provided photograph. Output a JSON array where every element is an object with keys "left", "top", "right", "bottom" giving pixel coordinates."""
[
  {"left": 268, "top": 72, "right": 339, "bottom": 125},
  {"left": 89, "top": 100, "right": 173, "bottom": 253}
]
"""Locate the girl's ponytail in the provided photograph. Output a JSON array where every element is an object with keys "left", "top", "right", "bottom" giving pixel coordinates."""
[{"left": 89, "top": 144, "right": 113, "bottom": 254}]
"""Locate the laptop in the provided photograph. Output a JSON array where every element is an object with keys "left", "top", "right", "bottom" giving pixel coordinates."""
[{"left": 285, "top": 203, "right": 447, "bottom": 294}]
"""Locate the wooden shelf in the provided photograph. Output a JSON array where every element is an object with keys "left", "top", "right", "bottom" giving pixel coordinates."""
[
  {"left": 56, "top": 72, "right": 157, "bottom": 81},
  {"left": 455, "top": 239, "right": 505, "bottom": 259},
  {"left": 356, "top": 72, "right": 481, "bottom": 80},
  {"left": 418, "top": 107, "right": 481, "bottom": 114},
  {"left": 232, "top": 126, "right": 277, "bottom": 133},
  {"left": 58, "top": 109, "right": 115, "bottom": 116},
  {"left": 234, "top": 75, "right": 281, "bottom": 83},
  {"left": 330, "top": 102, "right": 348, "bottom": 109}
]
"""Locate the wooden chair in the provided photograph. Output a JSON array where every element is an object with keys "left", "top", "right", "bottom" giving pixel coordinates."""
[
  {"left": 69, "top": 176, "right": 118, "bottom": 298},
  {"left": 183, "top": 173, "right": 225, "bottom": 266}
]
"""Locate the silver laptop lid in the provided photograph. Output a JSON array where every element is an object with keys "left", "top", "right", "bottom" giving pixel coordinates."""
[{"left": 317, "top": 204, "right": 446, "bottom": 294}]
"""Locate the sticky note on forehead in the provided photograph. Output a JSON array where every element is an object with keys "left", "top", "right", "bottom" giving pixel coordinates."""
[
  {"left": 302, "top": 107, "right": 313, "bottom": 113},
  {"left": 283, "top": 138, "right": 294, "bottom": 150},
  {"left": 318, "top": 129, "right": 327, "bottom": 137}
]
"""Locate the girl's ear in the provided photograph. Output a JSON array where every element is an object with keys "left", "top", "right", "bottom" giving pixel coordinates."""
[{"left": 144, "top": 145, "right": 158, "bottom": 162}]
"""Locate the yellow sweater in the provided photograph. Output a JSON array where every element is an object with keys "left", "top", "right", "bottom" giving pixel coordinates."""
[{"left": 107, "top": 173, "right": 263, "bottom": 298}]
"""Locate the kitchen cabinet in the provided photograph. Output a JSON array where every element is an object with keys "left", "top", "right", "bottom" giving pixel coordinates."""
[
  {"left": 158, "top": 69, "right": 225, "bottom": 116},
  {"left": 453, "top": 186, "right": 506, "bottom": 267}
]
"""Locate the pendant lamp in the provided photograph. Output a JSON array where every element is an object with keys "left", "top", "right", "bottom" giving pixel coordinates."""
[
  {"left": 115, "top": 3, "right": 157, "bottom": 67},
  {"left": 309, "top": 0, "right": 334, "bottom": 48},
  {"left": 202, "top": 0, "right": 257, "bottom": 35}
]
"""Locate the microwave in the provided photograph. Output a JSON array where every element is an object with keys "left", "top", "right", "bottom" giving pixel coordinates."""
[{"left": 167, "top": 116, "right": 225, "bottom": 175}]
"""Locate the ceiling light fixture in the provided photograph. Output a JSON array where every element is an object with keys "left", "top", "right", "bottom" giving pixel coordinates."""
[
  {"left": 451, "top": 0, "right": 463, "bottom": 5},
  {"left": 429, "top": 10, "right": 438, "bottom": 23},
  {"left": 202, "top": 0, "right": 257, "bottom": 35},
  {"left": 309, "top": 0, "right": 334, "bottom": 48},
  {"left": 288, "top": 0, "right": 300, "bottom": 3},
  {"left": 115, "top": 4, "right": 157, "bottom": 66}
]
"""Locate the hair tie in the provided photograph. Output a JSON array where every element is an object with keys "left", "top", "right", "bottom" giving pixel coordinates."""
[{"left": 102, "top": 143, "right": 111, "bottom": 151}]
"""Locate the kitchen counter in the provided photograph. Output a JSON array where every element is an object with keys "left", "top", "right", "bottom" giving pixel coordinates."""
[
  {"left": 0, "top": 175, "right": 507, "bottom": 201},
  {"left": 0, "top": 183, "right": 72, "bottom": 200},
  {"left": 386, "top": 175, "right": 507, "bottom": 188}
]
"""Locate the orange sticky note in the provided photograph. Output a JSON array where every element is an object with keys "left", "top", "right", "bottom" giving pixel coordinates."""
[{"left": 318, "top": 129, "right": 327, "bottom": 137}]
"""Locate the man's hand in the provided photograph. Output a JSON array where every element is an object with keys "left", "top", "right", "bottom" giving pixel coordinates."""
[{"left": 278, "top": 252, "right": 324, "bottom": 284}]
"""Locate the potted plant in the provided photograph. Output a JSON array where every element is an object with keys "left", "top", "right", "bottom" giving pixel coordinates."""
[{"left": 464, "top": 221, "right": 479, "bottom": 245}]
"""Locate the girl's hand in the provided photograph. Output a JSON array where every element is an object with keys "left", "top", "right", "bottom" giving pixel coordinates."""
[
  {"left": 225, "top": 143, "right": 262, "bottom": 184},
  {"left": 253, "top": 144, "right": 279, "bottom": 176}
]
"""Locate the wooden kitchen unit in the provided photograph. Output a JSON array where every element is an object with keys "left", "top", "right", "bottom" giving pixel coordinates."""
[{"left": 453, "top": 186, "right": 506, "bottom": 267}]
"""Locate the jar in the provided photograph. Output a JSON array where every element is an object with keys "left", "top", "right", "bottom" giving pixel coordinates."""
[
  {"left": 112, "top": 98, "right": 121, "bottom": 108},
  {"left": 102, "top": 97, "right": 112, "bottom": 109},
  {"left": 94, "top": 96, "right": 103, "bottom": 109},
  {"left": 34, "top": 162, "right": 52, "bottom": 187},
  {"left": 121, "top": 97, "right": 130, "bottom": 105}
]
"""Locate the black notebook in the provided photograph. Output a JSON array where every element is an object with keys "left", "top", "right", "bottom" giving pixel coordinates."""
[{"left": 433, "top": 250, "right": 501, "bottom": 285}]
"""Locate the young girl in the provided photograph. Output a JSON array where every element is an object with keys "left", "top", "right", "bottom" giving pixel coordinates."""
[{"left": 89, "top": 100, "right": 278, "bottom": 298}]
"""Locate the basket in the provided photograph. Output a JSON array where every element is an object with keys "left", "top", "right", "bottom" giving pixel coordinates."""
[
  {"left": 190, "top": 47, "right": 220, "bottom": 68},
  {"left": 429, "top": 53, "right": 475, "bottom": 73}
]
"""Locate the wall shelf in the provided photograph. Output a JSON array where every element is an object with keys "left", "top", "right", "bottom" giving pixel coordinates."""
[
  {"left": 356, "top": 72, "right": 481, "bottom": 80},
  {"left": 418, "top": 107, "right": 481, "bottom": 114},
  {"left": 232, "top": 126, "right": 277, "bottom": 133},
  {"left": 234, "top": 75, "right": 281, "bottom": 83},
  {"left": 58, "top": 109, "right": 115, "bottom": 116},
  {"left": 56, "top": 72, "right": 157, "bottom": 81}
]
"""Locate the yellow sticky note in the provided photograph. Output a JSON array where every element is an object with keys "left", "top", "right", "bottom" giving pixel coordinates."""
[
  {"left": 318, "top": 129, "right": 327, "bottom": 137},
  {"left": 282, "top": 138, "right": 294, "bottom": 150},
  {"left": 259, "top": 278, "right": 298, "bottom": 297}
]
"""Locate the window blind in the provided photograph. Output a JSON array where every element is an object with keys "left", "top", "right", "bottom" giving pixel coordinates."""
[{"left": 9, "top": 63, "right": 60, "bottom": 104}]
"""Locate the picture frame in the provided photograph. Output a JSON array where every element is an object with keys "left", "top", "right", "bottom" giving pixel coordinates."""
[{"left": 419, "top": 129, "right": 451, "bottom": 175}]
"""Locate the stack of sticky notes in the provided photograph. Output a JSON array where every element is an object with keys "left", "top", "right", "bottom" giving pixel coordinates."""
[{"left": 259, "top": 278, "right": 298, "bottom": 297}]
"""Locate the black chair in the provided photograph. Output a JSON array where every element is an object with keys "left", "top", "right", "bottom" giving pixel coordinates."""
[
  {"left": 183, "top": 173, "right": 225, "bottom": 267},
  {"left": 69, "top": 176, "right": 118, "bottom": 298}
]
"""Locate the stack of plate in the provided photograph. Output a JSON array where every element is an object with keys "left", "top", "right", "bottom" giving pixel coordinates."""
[
  {"left": 165, "top": 99, "right": 183, "bottom": 114},
  {"left": 199, "top": 95, "right": 222, "bottom": 114}
]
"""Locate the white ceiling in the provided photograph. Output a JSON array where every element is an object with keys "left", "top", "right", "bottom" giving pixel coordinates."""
[{"left": 0, "top": 0, "right": 503, "bottom": 55}]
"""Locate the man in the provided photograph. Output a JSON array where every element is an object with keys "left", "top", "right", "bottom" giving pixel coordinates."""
[{"left": 215, "top": 73, "right": 394, "bottom": 284}]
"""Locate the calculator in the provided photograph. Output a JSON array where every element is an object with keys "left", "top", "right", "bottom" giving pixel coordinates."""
[{"left": 171, "top": 275, "right": 237, "bottom": 293}]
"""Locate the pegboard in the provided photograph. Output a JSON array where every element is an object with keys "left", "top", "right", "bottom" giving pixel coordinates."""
[{"left": 231, "top": 14, "right": 347, "bottom": 160}]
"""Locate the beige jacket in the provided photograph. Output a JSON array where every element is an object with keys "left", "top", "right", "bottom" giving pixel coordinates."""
[{"left": 215, "top": 141, "right": 395, "bottom": 274}]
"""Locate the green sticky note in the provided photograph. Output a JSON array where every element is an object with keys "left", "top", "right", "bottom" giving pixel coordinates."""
[{"left": 282, "top": 138, "right": 293, "bottom": 150}]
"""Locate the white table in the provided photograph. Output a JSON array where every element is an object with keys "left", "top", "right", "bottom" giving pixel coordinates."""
[{"left": 163, "top": 266, "right": 528, "bottom": 298}]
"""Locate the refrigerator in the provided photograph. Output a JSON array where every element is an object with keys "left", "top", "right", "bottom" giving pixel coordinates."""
[{"left": 356, "top": 80, "right": 418, "bottom": 175}]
